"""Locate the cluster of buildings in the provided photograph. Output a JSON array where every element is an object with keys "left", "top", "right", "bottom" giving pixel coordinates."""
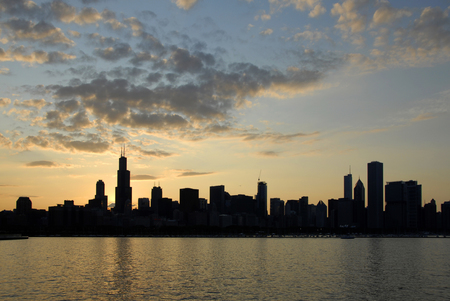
[{"left": 1, "top": 153, "right": 450, "bottom": 235}]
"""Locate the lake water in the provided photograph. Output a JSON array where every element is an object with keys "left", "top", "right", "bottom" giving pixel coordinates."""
[{"left": 1, "top": 237, "right": 449, "bottom": 300}]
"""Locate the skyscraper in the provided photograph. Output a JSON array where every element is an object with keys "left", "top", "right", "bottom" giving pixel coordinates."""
[
  {"left": 151, "top": 185, "right": 162, "bottom": 213},
  {"left": 368, "top": 161, "right": 383, "bottom": 229},
  {"left": 210, "top": 185, "right": 226, "bottom": 214},
  {"left": 115, "top": 148, "right": 132, "bottom": 214},
  {"left": 95, "top": 180, "right": 108, "bottom": 212},
  {"left": 354, "top": 178, "right": 366, "bottom": 229},
  {"left": 344, "top": 173, "right": 352, "bottom": 199},
  {"left": 256, "top": 181, "right": 267, "bottom": 219}
]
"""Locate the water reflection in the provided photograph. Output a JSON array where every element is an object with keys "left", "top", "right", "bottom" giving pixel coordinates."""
[{"left": 1, "top": 237, "right": 450, "bottom": 300}]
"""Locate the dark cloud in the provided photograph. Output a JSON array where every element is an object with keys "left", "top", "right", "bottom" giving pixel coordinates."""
[
  {"left": 25, "top": 160, "right": 57, "bottom": 167},
  {"left": 13, "top": 98, "right": 48, "bottom": 109},
  {"left": 93, "top": 43, "right": 132, "bottom": 61},
  {"left": 128, "top": 145, "right": 174, "bottom": 158},
  {"left": 131, "top": 174, "right": 158, "bottom": 180},
  {"left": 170, "top": 48, "right": 203, "bottom": 73},
  {"left": 107, "top": 67, "right": 146, "bottom": 80},
  {"left": 15, "top": 132, "right": 110, "bottom": 153},
  {"left": 0, "top": 46, "right": 76, "bottom": 64},
  {"left": 1, "top": 18, "right": 75, "bottom": 46},
  {"left": 242, "top": 131, "right": 319, "bottom": 143},
  {"left": 178, "top": 171, "right": 214, "bottom": 177},
  {"left": 55, "top": 99, "right": 80, "bottom": 113},
  {"left": 257, "top": 151, "right": 280, "bottom": 157},
  {"left": 87, "top": 33, "right": 118, "bottom": 46}
]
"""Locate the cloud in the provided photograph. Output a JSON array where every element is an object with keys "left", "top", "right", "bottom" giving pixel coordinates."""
[
  {"left": 51, "top": 2, "right": 102, "bottom": 25},
  {"left": 128, "top": 145, "right": 175, "bottom": 158},
  {"left": 13, "top": 98, "right": 49, "bottom": 109},
  {"left": 25, "top": 160, "right": 58, "bottom": 168},
  {"left": 1, "top": 18, "right": 75, "bottom": 46},
  {"left": 173, "top": 0, "right": 199, "bottom": 10},
  {"left": 309, "top": 4, "right": 326, "bottom": 18},
  {"left": 0, "top": 67, "right": 10, "bottom": 75},
  {"left": 412, "top": 113, "right": 439, "bottom": 122},
  {"left": 0, "top": 98, "right": 11, "bottom": 107},
  {"left": 14, "top": 132, "right": 110, "bottom": 153},
  {"left": 331, "top": 0, "right": 368, "bottom": 34},
  {"left": 257, "top": 151, "right": 280, "bottom": 157},
  {"left": 241, "top": 131, "right": 319, "bottom": 143},
  {"left": 67, "top": 30, "right": 80, "bottom": 38},
  {"left": 177, "top": 170, "right": 214, "bottom": 177},
  {"left": 0, "top": 46, "right": 76, "bottom": 64},
  {"left": 0, "top": 133, "right": 12, "bottom": 148},
  {"left": 269, "top": 0, "right": 325, "bottom": 17},
  {"left": 131, "top": 174, "right": 158, "bottom": 180},
  {"left": 124, "top": 17, "right": 144, "bottom": 36},
  {"left": 371, "top": 4, "right": 412, "bottom": 26},
  {"left": 292, "top": 29, "right": 328, "bottom": 42},
  {"left": 93, "top": 43, "right": 132, "bottom": 61},
  {"left": 260, "top": 28, "right": 273, "bottom": 35}
]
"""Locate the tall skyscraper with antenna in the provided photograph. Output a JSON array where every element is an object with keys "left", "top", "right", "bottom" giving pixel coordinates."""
[{"left": 115, "top": 146, "right": 132, "bottom": 214}]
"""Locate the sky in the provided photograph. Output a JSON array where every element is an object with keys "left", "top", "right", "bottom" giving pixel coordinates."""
[{"left": 0, "top": 0, "right": 449, "bottom": 211}]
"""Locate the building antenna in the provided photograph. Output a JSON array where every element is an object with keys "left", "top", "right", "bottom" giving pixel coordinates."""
[
  {"left": 123, "top": 144, "right": 126, "bottom": 157},
  {"left": 258, "top": 170, "right": 262, "bottom": 182}
]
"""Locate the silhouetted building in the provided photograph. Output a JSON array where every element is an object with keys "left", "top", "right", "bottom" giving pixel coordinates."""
[
  {"left": 48, "top": 200, "right": 84, "bottom": 228},
  {"left": 256, "top": 181, "right": 267, "bottom": 219},
  {"left": 230, "top": 194, "right": 255, "bottom": 215},
  {"left": 385, "top": 180, "right": 422, "bottom": 231},
  {"left": 16, "top": 197, "right": 32, "bottom": 215},
  {"left": 344, "top": 173, "right": 352, "bottom": 200},
  {"left": 151, "top": 185, "right": 162, "bottom": 213},
  {"left": 368, "top": 161, "right": 383, "bottom": 229},
  {"left": 441, "top": 201, "right": 450, "bottom": 232},
  {"left": 405, "top": 180, "right": 422, "bottom": 229},
  {"left": 96, "top": 180, "right": 108, "bottom": 212},
  {"left": 270, "top": 198, "right": 285, "bottom": 228},
  {"left": 210, "top": 185, "right": 230, "bottom": 214},
  {"left": 270, "top": 198, "right": 284, "bottom": 218},
  {"left": 157, "top": 197, "right": 173, "bottom": 219},
  {"left": 315, "top": 200, "right": 327, "bottom": 228},
  {"left": 299, "top": 196, "right": 309, "bottom": 227},
  {"left": 354, "top": 178, "right": 365, "bottom": 205},
  {"left": 115, "top": 148, "right": 132, "bottom": 214},
  {"left": 423, "top": 199, "right": 437, "bottom": 232},
  {"left": 88, "top": 180, "right": 108, "bottom": 211},
  {"left": 353, "top": 179, "right": 366, "bottom": 229},
  {"left": 180, "top": 188, "right": 199, "bottom": 214},
  {"left": 138, "top": 198, "right": 150, "bottom": 211}
]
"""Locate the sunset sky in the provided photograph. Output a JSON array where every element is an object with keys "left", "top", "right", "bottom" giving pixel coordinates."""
[{"left": 0, "top": 0, "right": 449, "bottom": 211}]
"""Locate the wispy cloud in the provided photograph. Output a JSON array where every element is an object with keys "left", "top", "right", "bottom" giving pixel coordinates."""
[{"left": 131, "top": 174, "right": 158, "bottom": 180}]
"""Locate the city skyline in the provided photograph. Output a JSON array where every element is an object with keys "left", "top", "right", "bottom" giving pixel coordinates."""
[{"left": 0, "top": 0, "right": 449, "bottom": 210}]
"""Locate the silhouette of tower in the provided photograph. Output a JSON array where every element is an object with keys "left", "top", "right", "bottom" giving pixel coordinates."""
[
  {"left": 354, "top": 178, "right": 365, "bottom": 205},
  {"left": 256, "top": 181, "right": 267, "bottom": 218},
  {"left": 344, "top": 172, "right": 352, "bottom": 199},
  {"left": 115, "top": 147, "right": 132, "bottom": 214},
  {"left": 95, "top": 180, "right": 108, "bottom": 212},
  {"left": 151, "top": 185, "right": 162, "bottom": 213},
  {"left": 354, "top": 178, "right": 366, "bottom": 229},
  {"left": 368, "top": 161, "right": 383, "bottom": 229}
]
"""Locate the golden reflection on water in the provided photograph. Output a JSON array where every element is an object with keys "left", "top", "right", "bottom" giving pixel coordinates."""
[{"left": 1, "top": 237, "right": 450, "bottom": 300}]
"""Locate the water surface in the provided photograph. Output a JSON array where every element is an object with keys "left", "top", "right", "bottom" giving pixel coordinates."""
[{"left": 1, "top": 237, "right": 449, "bottom": 300}]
